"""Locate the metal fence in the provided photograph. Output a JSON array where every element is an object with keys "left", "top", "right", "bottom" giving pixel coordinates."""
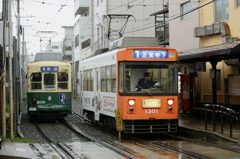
[{"left": 204, "top": 104, "right": 238, "bottom": 138}]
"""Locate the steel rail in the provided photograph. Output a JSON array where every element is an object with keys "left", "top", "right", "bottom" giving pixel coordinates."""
[
  {"left": 66, "top": 111, "right": 140, "bottom": 159},
  {"left": 165, "top": 133, "right": 240, "bottom": 154},
  {"left": 33, "top": 118, "right": 81, "bottom": 159}
]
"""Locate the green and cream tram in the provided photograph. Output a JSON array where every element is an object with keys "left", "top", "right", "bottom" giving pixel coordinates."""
[{"left": 27, "top": 60, "right": 72, "bottom": 120}]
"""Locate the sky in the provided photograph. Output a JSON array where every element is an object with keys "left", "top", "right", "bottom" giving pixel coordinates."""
[{"left": 18, "top": 0, "right": 75, "bottom": 54}]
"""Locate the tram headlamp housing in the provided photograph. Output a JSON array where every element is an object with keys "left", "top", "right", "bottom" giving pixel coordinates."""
[
  {"left": 167, "top": 99, "right": 174, "bottom": 106},
  {"left": 48, "top": 96, "right": 52, "bottom": 101},
  {"left": 168, "top": 107, "right": 173, "bottom": 111},
  {"left": 129, "top": 107, "right": 134, "bottom": 112},
  {"left": 128, "top": 100, "right": 135, "bottom": 106}
]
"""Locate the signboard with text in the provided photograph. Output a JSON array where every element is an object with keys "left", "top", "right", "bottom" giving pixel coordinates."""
[
  {"left": 115, "top": 109, "right": 123, "bottom": 131},
  {"left": 133, "top": 50, "right": 169, "bottom": 59}
]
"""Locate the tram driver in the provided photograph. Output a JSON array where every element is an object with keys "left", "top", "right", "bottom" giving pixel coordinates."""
[{"left": 135, "top": 72, "right": 154, "bottom": 91}]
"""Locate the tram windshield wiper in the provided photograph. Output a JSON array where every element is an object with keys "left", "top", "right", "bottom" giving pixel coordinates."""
[{"left": 136, "top": 84, "right": 152, "bottom": 96}]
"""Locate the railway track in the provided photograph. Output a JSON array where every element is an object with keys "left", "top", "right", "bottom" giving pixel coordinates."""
[
  {"left": 117, "top": 132, "right": 240, "bottom": 159},
  {"left": 71, "top": 100, "right": 240, "bottom": 158},
  {"left": 33, "top": 118, "right": 84, "bottom": 159},
  {"left": 33, "top": 114, "right": 140, "bottom": 158},
  {"left": 70, "top": 110, "right": 143, "bottom": 159}
]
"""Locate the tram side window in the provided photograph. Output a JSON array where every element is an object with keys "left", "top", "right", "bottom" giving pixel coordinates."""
[
  {"left": 30, "top": 73, "right": 42, "bottom": 90},
  {"left": 90, "top": 69, "right": 94, "bottom": 91},
  {"left": 83, "top": 70, "right": 88, "bottom": 91},
  {"left": 100, "top": 67, "right": 106, "bottom": 92},
  {"left": 106, "top": 66, "right": 111, "bottom": 92},
  {"left": 57, "top": 72, "right": 68, "bottom": 89},
  {"left": 167, "top": 66, "right": 177, "bottom": 92},
  {"left": 44, "top": 73, "right": 55, "bottom": 90},
  {"left": 82, "top": 69, "right": 93, "bottom": 91},
  {"left": 111, "top": 65, "right": 116, "bottom": 92}
]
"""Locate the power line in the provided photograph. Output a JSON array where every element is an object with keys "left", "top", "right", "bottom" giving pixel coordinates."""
[
  {"left": 45, "top": 0, "right": 69, "bottom": 30},
  {"left": 125, "top": 0, "right": 215, "bottom": 34}
]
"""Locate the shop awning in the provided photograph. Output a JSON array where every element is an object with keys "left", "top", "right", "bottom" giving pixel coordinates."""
[{"left": 178, "top": 41, "right": 240, "bottom": 63}]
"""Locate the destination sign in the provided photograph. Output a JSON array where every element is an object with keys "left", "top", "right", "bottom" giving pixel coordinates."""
[
  {"left": 133, "top": 50, "right": 168, "bottom": 59},
  {"left": 40, "top": 66, "right": 59, "bottom": 72}
]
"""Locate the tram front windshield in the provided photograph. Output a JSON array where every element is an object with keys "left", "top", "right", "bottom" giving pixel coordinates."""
[{"left": 121, "top": 62, "right": 177, "bottom": 93}]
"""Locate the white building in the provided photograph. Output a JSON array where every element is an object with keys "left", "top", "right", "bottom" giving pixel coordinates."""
[
  {"left": 169, "top": 0, "right": 200, "bottom": 51},
  {"left": 62, "top": 26, "right": 74, "bottom": 63},
  {"left": 51, "top": 41, "right": 62, "bottom": 52}
]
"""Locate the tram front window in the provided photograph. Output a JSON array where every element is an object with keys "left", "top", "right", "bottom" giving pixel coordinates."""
[
  {"left": 57, "top": 72, "right": 68, "bottom": 89},
  {"left": 44, "top": 73, "right": 55, "bottom": 90},
  {"left": 122, "top": 62, "right": 177, "bottom": 93},
  {"left": 30, "top": 73, "right": 42, "bottom": 90}
]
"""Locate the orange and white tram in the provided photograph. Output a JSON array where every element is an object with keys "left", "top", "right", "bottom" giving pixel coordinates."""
[{"left": 79, "top": 37, "right": 178, "bottom": 133}]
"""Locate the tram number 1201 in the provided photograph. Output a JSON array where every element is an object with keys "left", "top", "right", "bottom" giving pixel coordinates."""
[{"left": 145, "top": 109, "right": 158, "bottom": 114}]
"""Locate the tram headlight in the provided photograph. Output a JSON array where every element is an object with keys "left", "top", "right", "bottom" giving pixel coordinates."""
[
  {"left": 48, "top": 96, "right": 52, "bottom": 101},
  {"left": 167, "top": 99, "right": 174, "bottom": 106},
  {"left": 128, "top": 100, "right": 135, "bottom": 106}
]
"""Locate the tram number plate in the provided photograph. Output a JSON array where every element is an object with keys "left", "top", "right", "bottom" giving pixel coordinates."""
[
  {"left": 145, "top": 109, "right": 158, "bottom": 114},
  {"left": 37, "top": 101, "right": 45, "bottom": 104}
]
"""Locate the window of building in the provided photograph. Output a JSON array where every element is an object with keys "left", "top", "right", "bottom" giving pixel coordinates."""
[
  {"left": 216, "top": 69, "right": 221, "bottom": 91},
  {"left": 181, "top": 1, "right": 191, "bottom": 20},
  {"left": 237, "top": 0, "right": 240, "bottom": 7},
  {"left": 215, "top": 0, "right": 229, "bottom": 22},
  {"left": 75, "top": 35, "right": 79, "bottom": 47},
  {"left": 52, "top": 46, "right": 59, "bottom": 49},
  {"left": 82, "top": 39, "right": 90, "bottom": 49},
  {"left": 0, "top": 0, "right": 2, "bottom": 20}
]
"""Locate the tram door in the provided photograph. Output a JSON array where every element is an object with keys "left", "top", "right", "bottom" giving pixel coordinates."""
[{"left": 180, "top": 74, "right": 196, "bottom": 112}]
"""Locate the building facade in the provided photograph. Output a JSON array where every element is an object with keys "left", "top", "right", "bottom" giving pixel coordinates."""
[
  {"left": 195, "top": 0, "right": 240, "bottom": 105},
  {"left": 62, "top": 26, "right": 74, "bottom": 63}
]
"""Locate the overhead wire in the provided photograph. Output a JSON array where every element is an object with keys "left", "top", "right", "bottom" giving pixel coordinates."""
[
  {"left": 23, "top": 0, "right": 213, "bottom": 54},
  {"left": 75, "top": 0, "right": 201, "bottom": 42},
  {"left": 74, "top": 0, "right": 215, "bottom": 55},
  {"left": 45, "top": 0, "right": 69, "bottom": 30},
  {"left": 108, "top": 0, "right": 215, "bottom": 35}
]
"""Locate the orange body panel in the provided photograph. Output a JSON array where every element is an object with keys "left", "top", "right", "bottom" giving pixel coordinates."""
[
  {"left": 117, "top": 96, "right": 178, "bottom": 120},
  {"left": 115, "top": 47, "right": 178, "bottom": 121}
]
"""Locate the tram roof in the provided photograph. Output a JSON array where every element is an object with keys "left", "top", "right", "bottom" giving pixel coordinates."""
[
  {"left": 29, "top": 60, "right": 70, "bottom": 66},
  {"left": 178, "top": 41, "right": 240, "bottom": 63}
]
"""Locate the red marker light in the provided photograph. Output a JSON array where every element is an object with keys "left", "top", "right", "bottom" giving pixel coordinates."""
[
  {"left": 32, "top": 99, "right": 37, "bottom": 102},
  {"left": 129, "top": 107, "right": 134, "bottom": 112},
  {"left": 168, "top": 107, "right": 173, "bottom": 111}
]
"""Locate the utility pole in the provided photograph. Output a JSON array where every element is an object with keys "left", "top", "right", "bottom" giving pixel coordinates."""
[
  {"left": 16, "top": 0, "right": 21, "bottom": 138},
  {"left": 5, "top": 0, "right": 14, "bottom": 141},
  {"left": 9, "top": 0, "right": 14, "bottom": 141},
  {"left": 2, "top": 0, "right": 7, "bottom": 140}
]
